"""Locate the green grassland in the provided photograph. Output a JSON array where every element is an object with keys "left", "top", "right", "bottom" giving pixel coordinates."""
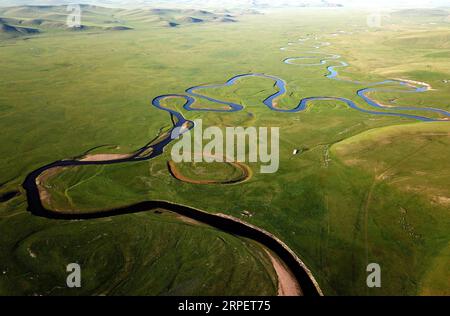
[
  {"left": 331, "top": 122, "right": 450, "bottom": 295},
  {"left": 0, "top": 208, "right": 278, "bottom": 295},
  {"left": 169, "top": 161, "right": 245, "bottom": 182},
  {"left": 0, "top": 6, "right": 449, "bottom": 295}
]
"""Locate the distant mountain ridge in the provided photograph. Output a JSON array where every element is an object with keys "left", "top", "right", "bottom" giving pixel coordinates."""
[
  {"left": 0, "top": 4, "right": 242, "bottom": 38},
  {"left": 2, "top": 0, "right": 450, "bottom": 9},
  {"left": 0, "top": 1, "right": 344, "bottom": 9},
  {"left": 0, "top": 20, "right": 39, "bottom": 36}
]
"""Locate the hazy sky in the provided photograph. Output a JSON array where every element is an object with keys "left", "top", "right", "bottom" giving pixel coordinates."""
[
  {"left": 335, "top": 0, "right": 449, "bottom": 7},
  {"left": 252, "top": 0, "right": 449, "bottom": 7},
  {"left": 1, "top": 0, "right": 449, "bottom": 8}
]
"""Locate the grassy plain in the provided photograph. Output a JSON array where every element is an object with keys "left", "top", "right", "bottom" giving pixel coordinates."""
[{"left": 0, "top": 7, "right": 449, "bottom": 295}]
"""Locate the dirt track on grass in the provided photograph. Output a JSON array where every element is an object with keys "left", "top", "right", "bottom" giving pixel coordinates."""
[{"left": 167, "top": 160, "right": 252, "bottom": 185}]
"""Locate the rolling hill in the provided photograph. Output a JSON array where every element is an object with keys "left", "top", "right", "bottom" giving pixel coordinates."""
[
  {"left": 0, "top": 4, "right": 240, "bottom": 37},
  {"left": 0, "top": 20, "right": 39, "bottom": 38}
]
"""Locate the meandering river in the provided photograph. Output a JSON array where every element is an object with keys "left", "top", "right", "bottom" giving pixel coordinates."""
[{"left": 22, "top": 35, "right": 450, "bottom": 296}]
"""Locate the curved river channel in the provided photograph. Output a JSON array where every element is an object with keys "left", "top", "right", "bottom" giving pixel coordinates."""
[{"left": 22, "top": 37, "right": 450, "bottom": 296}]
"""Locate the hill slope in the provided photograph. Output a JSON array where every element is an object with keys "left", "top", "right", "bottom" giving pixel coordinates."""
[
  {"left": 0, "top": 21, "right": 39, "bottom": 38},
  {"left": 0, "top": 4, "right": 240, "bottom": 37}
]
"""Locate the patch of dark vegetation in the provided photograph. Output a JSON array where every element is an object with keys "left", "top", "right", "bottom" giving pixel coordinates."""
[
  {"left": 0, "top": 22, "right": 40, "bottom": 38},
  {"left": 67, "top": 25, "right": 90, "bottom": 31},
  {"left": 167, "top": 22, "right": 180, "bottom": 28},
  {"left": 103, "top": 20, "right": 121, "bottom": 24},
  {"left": 178, "top": 17, "right": 204, "bottom": 23},
  {"left": 0, "top": 190, "right": 20, "bottom": 203},
  {"left": 215, "top": 17, "right": 237, "bottom": 23},
  {"left": 0, "top": 17, "right": 22, "bottom": 25},
  {"left": 25, "top": 18, "right": 45, "bottom": 25},
  {"left": 106, "top": 26, "right": 133, "bottom": 31},
  {"left": 148, "top": 8, "right": 175, "bottom": 15}
]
